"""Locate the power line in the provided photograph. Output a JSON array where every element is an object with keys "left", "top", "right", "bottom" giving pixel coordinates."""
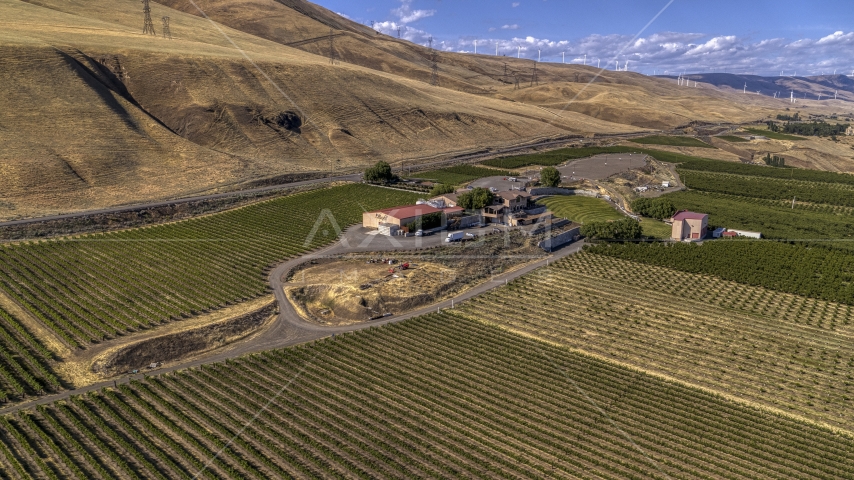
[
  {"left": 328, "top": 28, "right": 335, "bottom": 65},
  {"left": 428, "top": 37, "right": 439, "bottom": 86}
]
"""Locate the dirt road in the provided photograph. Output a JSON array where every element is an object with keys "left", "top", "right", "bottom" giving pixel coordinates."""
[{"left": 0, "top": 228, "right": 585, "bottom": 414}]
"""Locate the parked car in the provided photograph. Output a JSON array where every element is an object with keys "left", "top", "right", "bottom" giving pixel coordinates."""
[
  {"left": 415, "top": 230, "right": 424, "bottom": 237},
  {"left": 465, "top": 233, "right": 476, "bottom": 238}
]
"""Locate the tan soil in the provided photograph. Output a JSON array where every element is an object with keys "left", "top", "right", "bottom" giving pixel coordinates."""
[
  {"left": 5, "top": 0, "right": 843, "bottom": 220},
  {"left": 286, "top": 261, "right": 456, "bottom": 326}
]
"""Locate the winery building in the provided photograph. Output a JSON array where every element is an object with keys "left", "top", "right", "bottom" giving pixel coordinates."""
[{"left": 362, "top": 205, "right": 443, "bottom": 230}]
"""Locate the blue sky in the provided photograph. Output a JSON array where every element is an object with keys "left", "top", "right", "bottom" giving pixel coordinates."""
[{"left": 316, "top": 0, "right": 854, "bottom": 76}]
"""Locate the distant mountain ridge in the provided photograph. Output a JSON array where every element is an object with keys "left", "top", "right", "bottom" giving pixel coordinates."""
[{"left": 657, "top": 73, "right": 854, "bottom": 101}]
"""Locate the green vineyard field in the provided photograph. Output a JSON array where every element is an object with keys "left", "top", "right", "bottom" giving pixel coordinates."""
[
  {"left": 458, "top": 252, "right": 854, "bottom": 431},
  {"left": 677, "top": 157, "right": 854, "bottom": 186},
  {"left": 406, "top": 165, "right": 512, "bottom": 185},
  {"left": 629, "top": 135, "right": 713, "bottom": 148},
  {"left": 0, "top": 307, "right": 58, "bottom": 402},
  {"left": 716, "top": 135, "right": 750, "bottom": 143},
  {"left": 743, "top": 127, "right": 807, "bottom": 141},
  {"left": 481, "top": 146, "right": 640, "bottom": 169},
  {"left": 586, "top": 241, "right": 854, "bottom": 304},
  {"left": 678, "top": 170, "right": 854, "bottom": 207},
  {"left": 2, "top": 314, "right": 853, "bottom": 479},
  {"left": 663, "top": 190, "right": 854, "bottom": 240},
  {"left": 0, "top": 184, "right": 419, "bottom": 349}
]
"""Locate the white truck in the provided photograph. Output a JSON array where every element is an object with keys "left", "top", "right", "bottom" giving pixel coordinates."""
[{"left": 445, "top": 231, "right": 465, "bottom": 243}]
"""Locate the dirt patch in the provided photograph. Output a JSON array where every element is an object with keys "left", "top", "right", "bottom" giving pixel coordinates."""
[
  {"left": 287, "top": 262, "right": 456, "bottom": 326},
  {"left": 90, "top": 301, "right": 277, "bottom": 377},
  {"left": 286, "top": 231, "right": 547, "bottom": 326}
]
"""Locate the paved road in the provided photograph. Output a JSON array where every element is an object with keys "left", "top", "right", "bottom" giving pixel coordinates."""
[
  {"left": 0, "top": 227, "right": 584, "bottom": 414},
  {"left": 0, "top": 133, "right": 648, "bottom": 228}
]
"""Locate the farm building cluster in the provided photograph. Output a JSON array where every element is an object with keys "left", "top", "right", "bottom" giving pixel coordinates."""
[
  {"left": 668, "top": 210, "right": 761, "bottom": 242},
  {"left": 363, "top": 186, "right": 563, "bottom": 237}
]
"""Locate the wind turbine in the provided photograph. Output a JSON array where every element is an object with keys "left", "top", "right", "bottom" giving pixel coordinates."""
[
  {"left": 538, "top": 49, "right": 541, "bottom": 63},
  {"left": 597, "top": 59, "right": 600, "bottom": 68},
  {"left": 743, "top": 83, "right": 747, "bottom": 94},
  {"left": 517, "top": 45, "right": 521, "bottom": 58},
  {"left": 583, "top": 54, "right": 587, "bottom": 65},
  {"left": 474, "top": 39, "right": 477, "bottom": 54},
  {"left": 562, "top": 52, "right": 565, "bottom": 64}
]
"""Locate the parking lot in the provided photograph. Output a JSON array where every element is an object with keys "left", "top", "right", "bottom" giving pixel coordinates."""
[
  {"left": 468, "top": 175, "right": 530, "bottom": 192},
  {"left": 338, "top": 225, "right": 508, "bottom": 252},
  {"left": 558, "top": 153, "right": 648, "bottom": 180}
]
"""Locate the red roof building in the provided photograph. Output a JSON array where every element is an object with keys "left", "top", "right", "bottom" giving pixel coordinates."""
[{"left": 670, "top": 210, "right": 708, "bottom": 241}]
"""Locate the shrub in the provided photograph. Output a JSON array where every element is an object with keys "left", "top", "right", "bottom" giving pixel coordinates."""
[{"left": 430, "top": 184, "right": 456, "bottom": 196}]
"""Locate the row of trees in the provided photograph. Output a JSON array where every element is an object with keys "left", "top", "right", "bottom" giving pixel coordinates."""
[
  {"left": 631, "top": 198, "right": 676, "bottom": 220},
  {"left": 580, "top": 218, "right": 643, "bottom": 240},
  {"left": 767, "top": 121, "right": 850, "bottom": 137},
  {"left": 762, "top": 154, "right": 786, "bottom": 167}
]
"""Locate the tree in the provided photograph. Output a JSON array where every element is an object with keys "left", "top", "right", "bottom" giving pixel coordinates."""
[
  {"left": 631, "top": 198, "right": 676, "bottom": 220},
  {"left": 540, "top": 167, "right": 561, "bottom": 188},
  {"left": 430, "top": 184, "right": 456, "bottom": 196},
  {"left": 405, "top": 212, "right": 443, "bottom": 232},
  {"left": 364, "top": 161, "right": 394, "bottom": 184},
  {"left": 457, "top": 187, "right": 495, "bottom": 210},
  {"left": 581, "top": 218, "right": 643, "bottom": 241}
]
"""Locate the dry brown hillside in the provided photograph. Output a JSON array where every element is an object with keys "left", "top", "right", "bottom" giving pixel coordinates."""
[{"left": 0, "top": 0, "right": 818, "bottom": 220}]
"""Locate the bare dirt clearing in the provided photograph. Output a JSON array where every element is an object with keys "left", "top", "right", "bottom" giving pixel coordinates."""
[
  {"left": 287, "top": 260, "right": 456, "bottom": 326},
  {"left": 286, "top": 231, "right": 548, "bottom": 326}
]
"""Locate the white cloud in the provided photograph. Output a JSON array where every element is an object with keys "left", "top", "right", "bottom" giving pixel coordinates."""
[
  {"left": 817, "top": 30, "right": 854, "bottom": 45},
  {"left": 392, "top": 0, "right": 436, "bottom": 24},
  {"left": 501, "top": 24, "right": 520, "bottom": 30},
  {"left": 335, "top": 12, "right": 350, "bottom": 19},
  {"left": 512, "top": 2, "right": 520, "bottom": 7},
  {"left": 436, "top": 30, "right": 854, "bottom": 76}
]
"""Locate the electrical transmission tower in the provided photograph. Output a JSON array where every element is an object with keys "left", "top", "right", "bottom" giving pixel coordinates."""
[
  {"left": 428, "top": 37, "right": 439, "bottom": 86},
  {"left": 142, "top": 0, "right": 156, "bottom": 36},
  {"left": 328, "top": 28, "right": 335, "bottom": 65},
  {"left": 162, "top": 16, "right": 172, "bottom": 39},
  {"left": 530, "top": 62, "right": 539, "bottom": 87}
]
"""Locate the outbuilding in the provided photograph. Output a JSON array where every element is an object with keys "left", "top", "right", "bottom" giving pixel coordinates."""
[{"left": 671, "top": 210, "right": 708, "bottom": 241}]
